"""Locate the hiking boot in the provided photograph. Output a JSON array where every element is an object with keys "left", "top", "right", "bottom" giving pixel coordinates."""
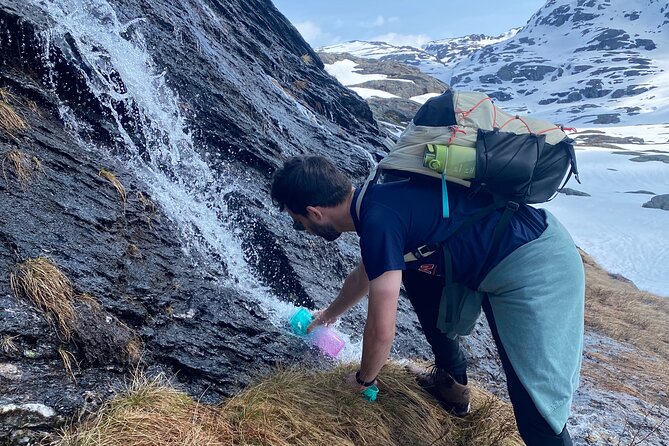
[{"left": 406, "top": 363, "right": 471, "bottom": 416}]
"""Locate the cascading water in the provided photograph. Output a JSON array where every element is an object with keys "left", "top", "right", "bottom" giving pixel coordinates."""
[{"left": 26, "top": 0, "right": 362, "bottom": 360}]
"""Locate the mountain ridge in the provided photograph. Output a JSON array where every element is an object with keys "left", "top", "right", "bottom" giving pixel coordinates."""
[{"left": 320, "top": 0, "right": 669, "bottom": 126}]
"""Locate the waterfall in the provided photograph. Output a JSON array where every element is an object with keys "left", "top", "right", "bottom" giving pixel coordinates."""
[
  {"left": 25, "top": 0, "right": 362, "bottom": 359},
  {"left": 28, "top": 0, "right": 280, "bottom": 307}
]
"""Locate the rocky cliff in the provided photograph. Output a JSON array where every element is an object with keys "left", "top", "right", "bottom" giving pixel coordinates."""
[{"left": 0, "top": 0, "right": 437, "bottom": 442}]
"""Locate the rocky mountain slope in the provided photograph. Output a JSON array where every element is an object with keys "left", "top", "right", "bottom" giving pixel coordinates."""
[
  {"left": 321, "top": 0, "right": 669, "bottom": 126},
  {"left": 319, "top": 52, "right": 448, "bottom": 126},
  {"left": 1, "top": 0, "right": 668, "bottom": 444}
]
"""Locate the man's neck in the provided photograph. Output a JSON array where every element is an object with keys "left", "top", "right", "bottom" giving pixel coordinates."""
[{"left": 333, "top": 187, "right": 357, "bottom": 233}]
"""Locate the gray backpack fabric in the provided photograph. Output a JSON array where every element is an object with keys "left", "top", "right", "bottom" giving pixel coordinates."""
[{"left": 357, "top": 89, "right": 579, "bottom": 219}]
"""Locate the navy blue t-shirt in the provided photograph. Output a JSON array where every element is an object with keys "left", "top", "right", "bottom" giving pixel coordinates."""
[{"left": 350, "top": 177, "right": 547, "bottom": 288}]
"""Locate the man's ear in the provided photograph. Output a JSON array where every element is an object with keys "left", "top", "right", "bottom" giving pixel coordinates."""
[{"left": 305, "top": 206, "right": 323, "bottom": 221}]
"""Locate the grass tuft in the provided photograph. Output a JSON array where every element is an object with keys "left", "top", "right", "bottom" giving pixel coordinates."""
[
  {"left": 581, "top": 251, "right": 669, "bottom": 357},
  {"left": 58, "top": 347, "right": 80, "bottom": 382},
  {"left": 1, "top": 150, "right": 42, "bottom": 188},
  {"left": 0, "top": 88, "right": 28, "bottom": 135},
  {"left": 136, "top": 191, "right": 157, "bottom": 227},
  {"left": 2, "top": 334, "right": 19, "bottom": 354},
  {"left": 54, "top": 364, "right": 521, "bottom": 446},
  {"left": 99, "top": 169, "right": 127, "bottom": 204},
  {"left": 10, "top": 257, "right": 76, "bottom": 341}
]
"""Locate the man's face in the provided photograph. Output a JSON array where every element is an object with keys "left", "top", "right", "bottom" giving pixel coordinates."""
[{"left": 288, "top": 209, "right": 342, "bottom": 242}]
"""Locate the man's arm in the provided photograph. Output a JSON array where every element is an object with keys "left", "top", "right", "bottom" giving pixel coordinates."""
[
  {"left": 357, "top": 269, "right": 402, "bottom": 384},
  {"left": 308, "top": 262, "right": 369, "bottom": 332}
]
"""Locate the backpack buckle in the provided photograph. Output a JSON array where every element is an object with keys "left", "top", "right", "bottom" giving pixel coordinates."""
[
  {"left": 506, "top": 201, "right": 520, "bottom": 211},
  {"left": 414, "top": 245, "right": 436, "bottom": 259}
]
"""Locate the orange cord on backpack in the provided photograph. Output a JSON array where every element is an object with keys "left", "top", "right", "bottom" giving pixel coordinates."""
[
  {"left": 458, "top": 96, "right": 493, "bottom": 120},
  {"left": 448, "top": 126, "right": 467, "bottom": 145}
]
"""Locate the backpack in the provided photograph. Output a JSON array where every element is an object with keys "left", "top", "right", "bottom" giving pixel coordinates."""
[{"left": 354, "top": 89, "right": 580, "bottom": 276}]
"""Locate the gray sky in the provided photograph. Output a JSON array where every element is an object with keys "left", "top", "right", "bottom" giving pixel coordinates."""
[{"left": 272, "top": 0, "right": 547, "bottom": 48}]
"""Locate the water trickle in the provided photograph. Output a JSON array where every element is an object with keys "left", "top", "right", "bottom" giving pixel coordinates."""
[{"left": 23, "top": 0, "right": 362, "bottom": 359}]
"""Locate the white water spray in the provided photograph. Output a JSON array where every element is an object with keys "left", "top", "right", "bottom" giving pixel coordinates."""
[{"left": 27, "top": 0, "right": 362, "bottom": 359}]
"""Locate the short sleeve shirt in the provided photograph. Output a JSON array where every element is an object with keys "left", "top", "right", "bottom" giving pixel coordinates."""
[{"left": 350, "top": 177, "right": 547, "bottom": 288}]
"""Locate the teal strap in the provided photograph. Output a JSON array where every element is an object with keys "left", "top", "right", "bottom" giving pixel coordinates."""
[
  {"left": 441, "top": 172, "right": 450, "bottom": 218},
  {"left": 362, "top": 385, "right": 379, "bottom": 401}
]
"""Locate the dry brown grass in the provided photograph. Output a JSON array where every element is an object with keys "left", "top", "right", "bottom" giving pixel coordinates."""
[
  {"left": 2, "top": 334, "right": 19, "bottom": 354},
  {"left": 58, "top": 347, "right": 80, "bottom": 382},
  {"left": 0, "top": 88, "right": 28, "bottom": 135},
  {"left": 10, "top": 257, "right": 76, "bottom": 341},
  {"left": 292, "top": 79, "right": 309, "bottom": 91},
  {"left": 99, "top": 169, "right": 127, "bottom": 204},
  {"left": 2, "top": 150, "right": 42, "bottom": 188},
  {"left": 582, "top": 251, "right": 669, "bottom": 357},
  {"left": 136, "top": 191, "right": 157, "bottom": 227},
  {"left": 54, "top": 364, "right": 522, "bottom": 446}
]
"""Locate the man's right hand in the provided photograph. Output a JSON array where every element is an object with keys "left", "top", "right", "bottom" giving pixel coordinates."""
[{"left": 306, "top": 309, "right": 337, "bottom": 334}]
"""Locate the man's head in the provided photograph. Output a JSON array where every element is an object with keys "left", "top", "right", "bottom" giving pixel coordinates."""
[{"left": 271, "top": 155, "right": 353, "bottom": 241}]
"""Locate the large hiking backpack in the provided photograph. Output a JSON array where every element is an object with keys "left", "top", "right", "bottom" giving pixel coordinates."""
[
  {"left": 358, "top": 89, "right": 579, "bottom": 215},
  {"left": 355, "top": 89, "right": 580, "bottom": 273}
]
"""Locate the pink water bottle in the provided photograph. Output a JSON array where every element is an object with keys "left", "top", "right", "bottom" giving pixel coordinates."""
[
  {"left": 310, "top": 325, "right": 345, "bottom": 358},
  {"left": 289, "top": 308, "right": 345, "bottom": 358}
]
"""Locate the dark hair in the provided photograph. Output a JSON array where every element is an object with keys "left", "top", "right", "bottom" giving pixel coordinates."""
[{"left": 271, "top": 156, "right": 352, "bottom": 215}]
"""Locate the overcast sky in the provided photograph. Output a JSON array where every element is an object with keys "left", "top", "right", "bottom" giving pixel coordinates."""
[{"left": 272, "top": 0, "right": 546, "bottom": 49}]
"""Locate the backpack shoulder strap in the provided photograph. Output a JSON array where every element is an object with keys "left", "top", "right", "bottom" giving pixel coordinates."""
[
  {"left": 355, "top": 168, "right": 381, "bottom": 220},
  {"left": 404, "top": 197, "right": 508, "bottom": 262}
]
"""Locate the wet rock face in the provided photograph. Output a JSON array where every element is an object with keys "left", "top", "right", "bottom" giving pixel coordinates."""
[
  {"left": 0, "top": 0, "right": 468, "bottom": 444},
  {"left": 0, "top": 0, "right": 457, "bottom": 442}
]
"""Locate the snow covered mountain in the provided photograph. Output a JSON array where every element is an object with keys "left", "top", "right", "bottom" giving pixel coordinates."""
[
  {"left": 446, "top": 0, "right": 669, "bottom": 125},
  {"left": 423, "top": 28, "right": 520, "bottom": 65},
  {"left": 321, "top": 0, "right": 669, "bottom": 126},
  {"left": 319, "top": 40, "right": 450, "bottom": 80}
]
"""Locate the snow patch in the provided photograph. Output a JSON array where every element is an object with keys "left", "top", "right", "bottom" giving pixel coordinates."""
[{"left": 0, "top": 403, "right": 56, "bottom": 418}]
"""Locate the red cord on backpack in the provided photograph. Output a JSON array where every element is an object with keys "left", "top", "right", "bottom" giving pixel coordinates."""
[
  {"left": 448, "top": 126, "right": 466, "bottom": 145},
  {"left": 459, "top": 97, "right": 493, "bottom": 120}
]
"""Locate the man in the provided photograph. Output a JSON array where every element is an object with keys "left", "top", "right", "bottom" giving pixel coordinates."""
[{"left": 271, "top": 155, "right": 584, "bottom": 446}]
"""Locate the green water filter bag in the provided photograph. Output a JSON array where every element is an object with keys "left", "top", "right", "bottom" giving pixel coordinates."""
[{"left": 423, "top": 144, "right": 476, "bottom": 179}]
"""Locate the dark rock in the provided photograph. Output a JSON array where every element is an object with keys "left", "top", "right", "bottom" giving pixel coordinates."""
[
  {"left": 576, "top": 29, "right": 631, "bottom": 52},
  {"left": 635, "top": 39, "right": 656, "bottom": 50},
  {"left": 487, "top": 91, "right": 513, "bottom": 101},
  {"left": 366, "top": 97, "right": 422, "bottom": 125},
  {"left": 625, "top": 190, "right": 655, "bottom": 195},
  {"left": 538, "top": 5, "right": 572, "bottom": 27},
  {"left": 479, "top": 74, "right": 503, "bottom": 84},
  {"left": 625, "top": 11, "right": 641, "bottom": 21},
  {"left": 559, "top": 188, "right": 591, "bottom": 197},
  {"left": 629, "top": 154, "right": 669, "bottom": 164},
  {"left": 642, "top": 194, "right": 669, "bottom": 211},
  {"left": 539, "top": 98, "right": 559, "bottom": 105},
  {"left": 572, "top": 65, "right": 593, "bottom": 74},
  {"left": 574, "top": 133, "right": 644, "bottom": 145},
  {"left": 590, "top": 114, "right": 620, "bottom": 124},
  {"left": 581, "top": 79, "right": 611, "bottom": 99},
  {"left": 573, "top": 11, "right": 597, "bottom": 22},
  {"left": 497, "top": 63, "right": 557, "bottom": 82}
]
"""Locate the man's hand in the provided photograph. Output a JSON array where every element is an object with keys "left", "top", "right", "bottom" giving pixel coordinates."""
[
  {"left": 306, "top": 263, "right": 370, "bottom": 334},
  {"left": 306, "top": 309, "right": 337, "bottom": 334}
]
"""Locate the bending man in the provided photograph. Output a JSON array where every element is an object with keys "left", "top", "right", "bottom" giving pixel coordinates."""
[{"left": 271, "top": 155, "right": 584, "bottom": 446}]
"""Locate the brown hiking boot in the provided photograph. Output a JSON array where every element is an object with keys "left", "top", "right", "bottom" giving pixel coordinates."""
[{"left": 406, "top": 363, "right": 471, "bottom": 416}]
